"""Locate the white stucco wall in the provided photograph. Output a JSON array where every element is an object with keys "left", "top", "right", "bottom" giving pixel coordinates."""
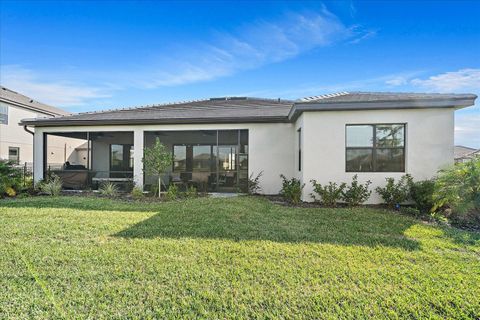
[
  {"left": 299, "top": 108, "right": 455, "bottom": 203},
  {"left": 0, "top": 104, "right": 38, "bottom": 163},
  {"left": 32, "top": 107, "right": 455, "bottom": 199},
  {"left": 0, "top": 103, "right": 82, "bottom": 165},
  {"left": 33, "top": 123, "right": 295, "bottom": 194}
]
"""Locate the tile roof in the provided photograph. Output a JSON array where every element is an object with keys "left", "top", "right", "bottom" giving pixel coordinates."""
[
  {"left": 23, "top": 97, "right": 293, "bottom": 125},
  {"left": 298, "top": 91, "right": 477, "bottom": 103},
  {"left": 0, "top": 86, "right": 69, "bottom": 116},
  {"left": 454, "top": 145, "right": 480, "bottom": 160},
  {"left": 20, "top": 92, "right": 477, "bottom": 126}
]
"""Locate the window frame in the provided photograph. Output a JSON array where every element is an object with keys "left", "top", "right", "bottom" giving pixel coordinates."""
[
  {"left": 0, "top": 104, "right": 8, "bottom": 125},
  {"left": 8, "top": 146, "right": 20, "bottom": 164},
  {"left": 109, "top": 144, "right": 133, "bottom": 172},
  {"left": 345, "top": 123, "right": 406, "bottom": 173}
]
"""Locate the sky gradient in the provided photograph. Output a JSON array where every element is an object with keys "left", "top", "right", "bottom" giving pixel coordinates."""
[{"left": 1, "top": 1, "right": 479, "bottom": 147}]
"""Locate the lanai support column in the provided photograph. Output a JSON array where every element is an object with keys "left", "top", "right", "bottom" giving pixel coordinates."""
[
  {"left": 33, "top": 129, "right": 45, "bottom": 185},
  {"left": 133, "top": 128, "right": 144, "bottom": 190}
]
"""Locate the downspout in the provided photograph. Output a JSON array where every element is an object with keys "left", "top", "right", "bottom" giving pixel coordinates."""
[{"left": 23, "top": 125, "right": 34, "bottom": 135}]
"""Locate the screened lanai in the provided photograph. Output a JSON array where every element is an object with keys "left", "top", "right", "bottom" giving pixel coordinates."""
[
  {"left": 43, "top": 129, "right": 248, "bottom": 192},
  {"left": 144, "top": 130, "right": 248, "bottom": 193},
  {"left": 44, "top": 131, "right": 134, "bottom": 190}
]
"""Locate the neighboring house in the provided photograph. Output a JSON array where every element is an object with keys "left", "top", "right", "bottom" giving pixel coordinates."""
[
  {"left": 21, "top": 92, "right": 477, "bottom": 203},
  {"left": 0, "top": 86, "right": 83, "bottom": 166},
  {"left": 454, "top": 145, "right": 479, "bottom": 163}
]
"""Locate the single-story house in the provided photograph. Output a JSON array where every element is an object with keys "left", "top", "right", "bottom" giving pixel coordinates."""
[
  {"left": 20, "top": 91, "right": 477, "bottom": 203},
  {"left": 454, "top": 145, "right": 479, "bottom": 163}
]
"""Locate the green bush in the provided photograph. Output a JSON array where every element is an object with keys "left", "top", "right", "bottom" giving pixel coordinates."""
[
  {"left": 375, "top": 174, "right": 413, "bottom": 208},
  {"left": 341, "top": 175, "right": 372, "bottom": 206},
  {"left": 310, "top": 180, "right": 345, "bottom": 207},
  {"left": 165, "top": 184, "right": 179, "bottom": 201},
  {"left": 149, "top": 184, "right": 159, "bottom": 197},
  {"left": 184, "top": 185, "right": 198, "bottom": 199},
  {"left": 0, "top": 160, "right": 23, "bottom": 197},
  {"left": 248, "top": 171, "right": 263, "bottom": 195},
  {"left": 38, "top": 175, "right": 62, "bottom": 196},
  {"left": 280, "top": 175, "right": 304, "bottom": 204},
  {"left": 410, "top": 179, "right": 435, "bottom": 213},
  {"left": 400, "top": 206, "right": 422, "bottom": 217},
  {"left": 99, "top": 182, "right": 118, "bottom": 197},
  {"left": 432, "top": 158, "right": 480, "bottom": 226},
  {"left": 131, "top": 186, "right": 144, "bottom": 199}
]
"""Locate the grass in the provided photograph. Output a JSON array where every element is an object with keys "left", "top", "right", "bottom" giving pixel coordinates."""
[{"left": 0, "top": 196, "right": 479, "bottom": 319}]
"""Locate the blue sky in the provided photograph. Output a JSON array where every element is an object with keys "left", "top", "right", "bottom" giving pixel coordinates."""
[{"left": 1, "top": 1, "right": 479, "bottom": 147}]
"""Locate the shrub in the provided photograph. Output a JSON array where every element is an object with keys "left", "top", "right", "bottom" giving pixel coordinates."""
[
  {"left": 5, "top": 186, "right": 16, "bottom": 197},
  {"left": 165, "top": 184, "right": 179, "bottom": 201},
  {"left": 131, "top": 186, "right": 144, "bottom": 200},
  {"left": 400, "top": 206, "right": 421, "bottom": 217},
  {"left": 433, "top": 158, "right": 480, "bottom": 213},
  {"left": 149, "top": 184, "right": 159, "bottom": 197},
  {"left": 279, "top": 175, "right": 304, "bottom": 204},
  {"left": 341, "top": 175, "right": 372, "bottom": 206},
  {"left": 38, "top": 175, "right": 62, "bottom": 196},
  {"left": 184, "top": 185, "right": 198, "bottom": 199},
  {"left": 0, "top": 160, "right": 23, "bottom": 197},
  {"left": 375, "top": 174, "right": 413, "bottom": 208},
  {"left": 99, "top": 182, "right": 118, "bottom": 197},
  {"left": 432, "top": 158, "right": 480, "bottom": 226},
  {"left": 410, "top": 179, "right": 435, "bottom": 213},
  {"left": 248, "top": 171, "right": 263, "bottom": 195},
  {"left": 310, "top": 180, "right": 345, "bottom": 207}
]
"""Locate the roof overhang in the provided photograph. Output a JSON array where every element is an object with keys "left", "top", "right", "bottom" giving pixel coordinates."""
[
  {"left": 288, "top": 94, "right": 477, "bottom": 121},
  {"left": 20, "top": 116, "right": 291, "bottom": 127}
]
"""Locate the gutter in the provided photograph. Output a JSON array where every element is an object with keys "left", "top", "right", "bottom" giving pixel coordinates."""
[{"left": 20, "top": 116, "right": 291, "bottom": 127}]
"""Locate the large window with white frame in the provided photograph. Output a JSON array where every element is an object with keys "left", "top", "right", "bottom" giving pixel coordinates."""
[{"left": 346, "top": 124, "right": 405, "bottom": 172}]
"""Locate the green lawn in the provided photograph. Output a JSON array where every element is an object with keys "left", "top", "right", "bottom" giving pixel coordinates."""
[{"left": 1, "top": 196, "right": 479, "bottom": 319}]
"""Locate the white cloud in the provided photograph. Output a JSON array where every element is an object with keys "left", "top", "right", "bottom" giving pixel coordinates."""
[
  {"left": 0, "top": 8, "right": 374, "bottom": 105},
  {"left": 409, "top": 68, "right": 480, "bottom": 92},
  {"left": 143, "top": 8, "right": 368, "bottom": 87},
  {"left": 385, "top": 76, "right": 408, "bottom": 86},
  {"left": 0, "top": 65, "right": 112, "bottom": 107}
]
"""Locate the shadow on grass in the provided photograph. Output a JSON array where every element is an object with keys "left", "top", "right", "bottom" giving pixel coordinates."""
[{"left": 113, "top": 198, "right": 421, "bottom": 250}]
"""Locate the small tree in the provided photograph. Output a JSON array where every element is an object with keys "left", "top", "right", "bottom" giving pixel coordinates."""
[{"left": 143, "top": 138, "right": 172, "bottom": 198}]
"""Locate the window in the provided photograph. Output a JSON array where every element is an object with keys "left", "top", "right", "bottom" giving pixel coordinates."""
[
  {"left": 192, "top": 145, "right": 211, "bottom": 171},
  {"left": 298, "top": 128, "right": 302, "bottom": 171},
  {"left": 0, "top": 104, "right": 8, "bottom": 125},
  {"left": 8, "top": 147, "right": 20, "bottom": 164},
  {"left": 346, "top": 124, "right": 405, "bottom": 172},
  {"left": 173, "top": 145, "right": 187, "bottom": 171},
  {"left": 110, "top": 144, "right": 133, "bottom": 171}
]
